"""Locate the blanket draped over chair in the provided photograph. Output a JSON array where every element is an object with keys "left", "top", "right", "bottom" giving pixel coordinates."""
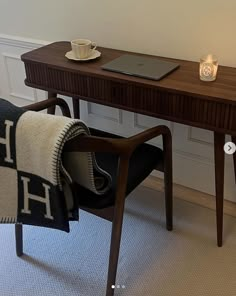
[{"left": 0, "top": 99, "right": 111, "bottom": 232}]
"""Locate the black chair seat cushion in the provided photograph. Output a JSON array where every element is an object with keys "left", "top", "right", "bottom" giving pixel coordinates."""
[{"left": 75, "top": 129, "right": 164, "bottom": 209}]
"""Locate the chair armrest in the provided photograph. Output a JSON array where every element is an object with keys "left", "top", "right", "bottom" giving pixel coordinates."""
[
  {"left": 64, "top": 125, "right": 171, "bottom": 157},
  {"left": 23, "top": 97, "right": 71, "bottom": 117},
  {"left": 64, "top": 135, "right": 129, "bottom": 154},
  {"left": 24, "top": 99, "right": 171, "bottom": 157},
  {"left": 127, "top": 125, "right": 172, "bottom": 172},
  {"left": 126, "top": 125, "right": 171, "bottom": 152}
]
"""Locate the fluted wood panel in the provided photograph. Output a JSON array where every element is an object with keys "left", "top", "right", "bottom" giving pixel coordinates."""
[
  {"left": 23, "top": 60, "right": 236, "bottom": 135},
  {"left": 22, "top": 42, "right": 236, "bottom": 136},
  {"left": 48, "top": 68, "right": 88, "bottom": 96},
  {"left": 24, "top": 63, "right": 89, "bottom": 97},
  {"left": 88, "top": 77, "right": 130, "bottom": 105},
  {"left": 24, "top": 63, "right": 46, "bottom": 87}
]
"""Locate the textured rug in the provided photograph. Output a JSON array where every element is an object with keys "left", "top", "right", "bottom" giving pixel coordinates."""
[{"left": 0, "top": 186, "right": 236, "bottom": 296}]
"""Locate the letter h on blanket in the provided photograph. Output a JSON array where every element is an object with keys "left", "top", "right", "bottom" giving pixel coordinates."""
[
  {"left": 0, "top": 120, "right": 14, "bottom": 163},
  {"left": 20, "top": 176, "right": 53, "bottom": 220}
]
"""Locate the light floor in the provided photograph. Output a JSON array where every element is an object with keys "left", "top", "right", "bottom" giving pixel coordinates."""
[{"left": 0, "top": 186, "right": 236, "bottom": 296}]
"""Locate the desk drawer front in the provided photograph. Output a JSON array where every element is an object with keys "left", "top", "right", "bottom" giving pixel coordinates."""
[
  {"left": 229, "top": 105, "right": 236, "bottom": 132},
  {"left": 24, "top": 63, "right": 89, "bottom": 97},
  {"left": 88, "top": 77, "right": 129, "bottom": 105},
  {"left": 47, "top": 69, "right": 88, "bottom": 96},
  {"left": 131, "top": 86, "right": 236, "bottom": 133},
  {"left": 24, "top": 62, "right": 236, "bottom": 134},
  {"left": 87, "top": 79, "right": 235, "bottom": 133},
  {"left": 24, "top": 62, "right": 47, "bottom": 87}
]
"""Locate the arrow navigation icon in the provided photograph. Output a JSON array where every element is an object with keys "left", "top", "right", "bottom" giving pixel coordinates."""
[{"left": 224, "top": 142, "right": 236, "bottom": 155}]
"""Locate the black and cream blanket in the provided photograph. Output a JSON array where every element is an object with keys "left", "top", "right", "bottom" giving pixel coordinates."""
[{"left": 0, "top": 99, "right": 111, "bottom": 232}]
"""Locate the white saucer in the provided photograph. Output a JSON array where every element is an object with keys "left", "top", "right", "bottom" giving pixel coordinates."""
[{"left": 65, "top": 50, "right": 101, "bottom": 61}]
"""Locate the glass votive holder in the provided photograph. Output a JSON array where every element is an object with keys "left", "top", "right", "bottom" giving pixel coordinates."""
[{"left": 199, "top": 54, "right": 218, "bottom": 82}]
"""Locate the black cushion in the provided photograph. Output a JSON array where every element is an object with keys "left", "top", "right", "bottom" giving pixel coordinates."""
[{"left": 75, "top": 129, "right": 164, "bottom": 209}]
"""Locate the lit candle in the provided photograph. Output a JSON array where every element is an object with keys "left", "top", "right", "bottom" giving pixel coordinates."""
[{"left": 199, "top": 54, "right": 218, "bottom": 81}]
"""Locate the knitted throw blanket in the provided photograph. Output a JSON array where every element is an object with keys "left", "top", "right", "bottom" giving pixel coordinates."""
[{"left": 0, "top": 99, "right": 111, "bottom": 232}]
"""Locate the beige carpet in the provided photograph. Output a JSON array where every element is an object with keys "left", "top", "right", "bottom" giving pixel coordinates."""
[{"left": 0, "top": 186, "right": 236, "bottom": 296}]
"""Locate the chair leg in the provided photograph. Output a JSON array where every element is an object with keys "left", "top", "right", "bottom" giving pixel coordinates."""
[
  {"left": 47, "top": 92, "right": 57, "bottom": 115},
  {"left": 15, "top": 223, "right": 23, "bottom": 257},
  {"left": 163, "top": 132, "right": 173, "bottom": 231},
  {"left": 72, "top": 97, "right": 80, "bottom": 119},
  {"left": 106, "top": 156, "right": 129, "bottom": 296}
]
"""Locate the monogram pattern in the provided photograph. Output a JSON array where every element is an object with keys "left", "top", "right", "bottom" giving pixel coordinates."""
[
  {"left": 0, "top": 99, "right": 70, "bottom": 232},
  {"left": 0, "top": 98, "right": 111, "bottom": 232}
]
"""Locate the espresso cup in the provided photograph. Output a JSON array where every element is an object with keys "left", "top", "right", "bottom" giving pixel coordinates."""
[{"left": 71, "top": 39, "right": 97, "bottom": 59}]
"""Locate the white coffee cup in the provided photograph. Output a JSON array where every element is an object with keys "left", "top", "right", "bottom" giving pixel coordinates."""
[{"left": 71, "top": 39, "right": 97, "bottom": 59}]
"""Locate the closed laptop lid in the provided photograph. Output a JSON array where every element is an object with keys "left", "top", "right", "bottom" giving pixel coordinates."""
[{"left": 101, "top": 54, "right": 180, "bottom": 81}]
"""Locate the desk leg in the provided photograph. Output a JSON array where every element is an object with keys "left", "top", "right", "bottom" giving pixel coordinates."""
[
  {"left": 47, "top": 92, "right": 57, "bottom": 114},
  {"left": 214, "top": 132, "right": 225, "bottom": 247},
  {"left": 72, "top": 97, "right": 80, "bottom": 119},
  {"left": 231, "top": 136, "right": 236, "bottom": 184}
]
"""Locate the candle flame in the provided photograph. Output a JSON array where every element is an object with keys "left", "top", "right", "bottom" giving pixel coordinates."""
[{"left": 206, "top": 54, "right": 214, "bottom": 62}]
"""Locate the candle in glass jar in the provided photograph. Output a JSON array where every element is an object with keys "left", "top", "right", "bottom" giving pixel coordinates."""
[{"left": 199, "top": 54, "right": 218, "bottom": 81}]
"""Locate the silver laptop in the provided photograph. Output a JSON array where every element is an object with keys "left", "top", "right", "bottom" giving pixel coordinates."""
[{"left": 101, "top": 54, "right": 179, "bottom": 81}]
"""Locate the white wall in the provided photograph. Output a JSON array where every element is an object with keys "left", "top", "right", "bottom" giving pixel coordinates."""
[
  {"left": 0, "top": 0, "right": 236, "bottom": 66},
  {"left": 0, "top": 1, "right": 236, "bottom": 202}
]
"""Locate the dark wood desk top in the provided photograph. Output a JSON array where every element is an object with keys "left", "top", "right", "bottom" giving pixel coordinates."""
[
  {"left": 22, "top": 41, "right": 236, "bottom": 105},
  {"left": 22, "top": 41, "right": 236, "bottom": 135}
]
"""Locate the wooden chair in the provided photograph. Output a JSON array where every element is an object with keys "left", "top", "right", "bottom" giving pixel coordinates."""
[{"left": 15, "top": 97, "right": 173, "bottom": 296}]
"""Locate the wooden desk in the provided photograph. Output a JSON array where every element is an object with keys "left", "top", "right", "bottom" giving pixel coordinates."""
[{"left": 21, "top": 41, "right": 236, "bottom": 246}]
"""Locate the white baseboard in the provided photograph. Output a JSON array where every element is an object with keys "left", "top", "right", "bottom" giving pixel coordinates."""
[{"left": 142, "top": 176, "right": 236, "bottom": 217}]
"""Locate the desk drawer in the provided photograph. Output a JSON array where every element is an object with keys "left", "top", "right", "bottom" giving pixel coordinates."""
[
  {"left": 129, "top": 85, "right": 236, "bottom": 133},
  {"left": 47, "top": 68, "right": 89, "bottom": 96},
  {"left": 88, "top": 77, "right": 129, "bottom": 105},
  {"left": 24, "top": 62, "right": 47, "bottom": 87},
  {"left": 24, "top": 63, "right": 89, "bottom": 97}
]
